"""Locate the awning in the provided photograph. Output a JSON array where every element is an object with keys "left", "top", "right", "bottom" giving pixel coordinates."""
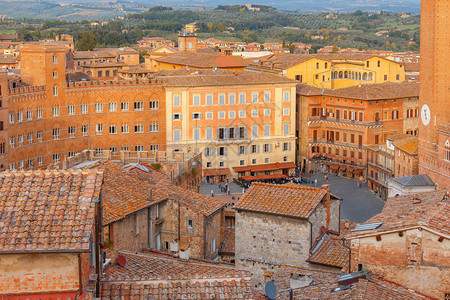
[
  {"left": 238, "top": 176, "right": 259, "bottom": 181},
  {"left": 203, "top": 168, "right": 231, "bottom": 177},
  {"left": 346, "top": 167, "right": 355, "bottom": 173},
  {"left": 339, "top": 165, "right": 347, "bottom": 171},
  {"left": 330, "top": 164, "right": 339, "bottom": 171},
  {"left": 256, "top": 174, "right": 288, "bottom": 180},
  {"left": 353, "top": 169, "right": 363, "bottom": 174},
  {"left": 233, "top": 166, "right": 251, "bottom": 172},
  {"left": 250, "top": 163, "right": 280, "bottom": 172},
  {"left": 277, "top": 162, "right": 296, "bottom": 169}
]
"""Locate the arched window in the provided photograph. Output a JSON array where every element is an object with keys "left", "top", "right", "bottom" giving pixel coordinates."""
[
  {"left": 358, "top": 72, "right": 362, "bottom": 80},
  {"left": 368, "top": 72, "right": 373, "bottom": 81},
  {"left": 363, "top": 73, "right": 367, "bottom": 81},
  {"left": 344, "top": 71, "right": 348, "bottom": 79},
  {"left": 445, "top": 140, "right": 450, "bottom": 161},
  {"left": 339, "top": 71, "right": 343, "bottom": 79}
]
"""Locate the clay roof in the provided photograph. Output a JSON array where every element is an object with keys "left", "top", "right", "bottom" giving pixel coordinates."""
[
  {"left": 0, "top": 169, "right": 103, "bottom": 253},
  {"left": 155, "top": 52, "right": 248, "bottom": 68},
  {"left": 290, "top": 275, "right": 431, "bottom": 299},
  {"left": 79, "top": 161, "right": 168, "bottom": 225},
  {"left": 219, "top": 227, "right": 235, "bottom": 254},
  {"left": 392, "top": 136, "right": 418, "bottom": 155},
  {"left": 234, "top": 182, "right": 328, "bottom": 219},
  {"left": 308, "top": 232, "right": 349, "bottom": 269},
  {"left": 297, "top": 81, "right": 419, "bottom": 101},
  {"left": 102, "top": 250, "right": 252, "bottom": 299},
  {"left": 128, "top": 168, "right": 225, "bottom": 217},
  {"left": 93, "top": 47, "right": 138, "bottom": 55},
  {"left": 155, "top": 69, "right": 296, "bottom": 87},
  {"left": 347, "top": 190, "right": 450, "bottom": 238},
  {"left": 0, "top": 55, "right": 17, "bottom": 64},
  {"left": 74, "top": 51, "right": 116, "bottom": 59}
]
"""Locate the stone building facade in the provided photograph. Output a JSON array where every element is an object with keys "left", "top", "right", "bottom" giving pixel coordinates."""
[
  {"left": 234, "top": 183, "right": 341, "bottom": 288},
  {"left": 347, "top": 190, "right": 450, "bottom": 299}
]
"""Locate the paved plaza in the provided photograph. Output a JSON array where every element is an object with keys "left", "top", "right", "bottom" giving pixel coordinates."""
[{"left": 201, "top": 173, "right": 385, "bottom": 223}]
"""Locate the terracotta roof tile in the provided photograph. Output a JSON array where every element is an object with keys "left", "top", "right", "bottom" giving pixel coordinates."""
[
  {"left": 392, "top": 136, "right": 418, "bottom": 155},
  {"left": 102, "top": 250, "right": 252, "bottom": 299},
  {"left": 347, "top": 190, "right": 449, "bottom": 238},
  {"left": 0, "top": 169, "right": 103, "bottom": 252},
  {"left": 155, "top": 52, "right": 248, "bottom": 68},
  {"left": 297, "top": 81, "right": 419, "bottom": 100},
  {"left": 81, "top": 161, "right": 168, "bottom": 225},
  {"left": 234, "top": 182, "right": 327, "bottom": 218},
  {"left": 219, "top": 227, "right": 235, "bottom": 254},
  {"left": 308, "top": 232, "right": 349, "bottom": 269}
]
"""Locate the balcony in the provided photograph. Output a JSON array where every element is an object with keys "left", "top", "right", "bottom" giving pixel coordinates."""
[
  {"left": 309, "top": 116, "right": 382, "bottom": 127},
  {"left": 367, "top": 161, "right": 394, "bottom": 175},
  {"left": 367, "top": 175, "right": 388, "bottom": 188}
]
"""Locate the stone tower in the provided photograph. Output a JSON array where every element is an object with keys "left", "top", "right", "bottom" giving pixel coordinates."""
[{"left": 178, "top": 30, "right": 197, "bottom": 52}]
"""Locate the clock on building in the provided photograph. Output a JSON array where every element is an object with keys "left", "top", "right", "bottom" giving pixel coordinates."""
[{"left": 421, "top": 104, "right": 431, "bottom": 126}]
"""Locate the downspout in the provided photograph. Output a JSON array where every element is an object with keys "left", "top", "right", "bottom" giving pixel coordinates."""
[
  {"left": 203, "top": 215, "right": 208, "bottom": 259},
  {"left": 149, "top": 206, "right": 153, "bottom": 248},
  {"left": 95, "top": 186, "right": 103, "bottom": 298},
  {"left": 178, "top": 200, "right": 181, "bottom": 242},
  {"left": 307, "top": 219, "right": 313, "bottom": 249}
]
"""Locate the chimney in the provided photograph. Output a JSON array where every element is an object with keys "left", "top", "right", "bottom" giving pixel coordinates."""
[
  {"left": 148, "top": 188, "right": 153, "bottom": 201},
  {"left": 321, "top": 184, "right": 331, "bottom": 229}
]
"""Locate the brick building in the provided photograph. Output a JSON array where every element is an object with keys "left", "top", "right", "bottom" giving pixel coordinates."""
[
  {"left": 0, "top": 169, "right": 104, "bottom": 299},
  {"left": 418, "top": 0, "right": 450, "bottom": 188},
  {"left": 0, "top": 43, "right": 166, "bottom": 172},
  {"left": 101, "top": 249, "right": 253, "bottom": 299},
  {"left": 296, "top": 81, "right": 419, "bottom": 177},
  {"left": 366, "top": 133, "right": 412, "bottom": 200},
  {"left": 347, "top": 190, "right": 450, "bottom": 299},
  {"left": 234, "top": 182, "right": 341, "bottom": 288},
  {"left": 136, "top": 37, "right": 175, "bottom": 49},
  {"left": 393, "top": 135, "right": 419, "bottom": 177}
]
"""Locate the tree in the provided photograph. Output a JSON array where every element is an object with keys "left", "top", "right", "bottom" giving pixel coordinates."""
[{"left": 77, "top": 32, "right": 96, "bottom": 51}]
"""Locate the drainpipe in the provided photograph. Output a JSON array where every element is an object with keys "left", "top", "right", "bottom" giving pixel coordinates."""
[
  {"left": 203, "top": 216, "right": 208, "bottom": 259},
  {"left": 178, "top": 200, "right": 181, "bottom": 242}
]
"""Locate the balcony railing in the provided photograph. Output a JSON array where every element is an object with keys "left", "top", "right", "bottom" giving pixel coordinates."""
[
  {"left": 309, "top": 116, "right": 382, "bottom": 126},
  {"left": 367, "top": 161, "right": 394, "bottom": 175},
  {"left": 310, "top": 138, "right": 364, "bottom": 149}
]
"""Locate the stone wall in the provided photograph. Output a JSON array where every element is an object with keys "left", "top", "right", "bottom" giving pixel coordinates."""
[
  {"left": 235, "top": 210, "right": 311, "bottom": 287},
  {"left": 350, "top": 228, "right": 450, "bottom": 299},
  {"left": 0, "top": 253, "right": 79, "bottom": 294}
]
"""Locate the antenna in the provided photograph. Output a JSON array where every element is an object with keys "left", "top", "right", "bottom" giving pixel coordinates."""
[
  {"left": 265, "top": 280, "right": 277, "bottom": 300},
  {"left": 117, "top": 255, "right": 127, "bottom": 267}
]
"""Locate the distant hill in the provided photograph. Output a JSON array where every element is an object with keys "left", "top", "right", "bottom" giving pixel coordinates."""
[{"left": 0, "top": 0, "right": 420, "bottom": 21}]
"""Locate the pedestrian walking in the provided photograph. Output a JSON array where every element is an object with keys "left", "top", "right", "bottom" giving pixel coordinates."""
[
  {"left": 315, "top": 179, "right": 318, "bottom": 186},
  {"left": 211, "top": 190, "right": 214, "bottom": 197}
]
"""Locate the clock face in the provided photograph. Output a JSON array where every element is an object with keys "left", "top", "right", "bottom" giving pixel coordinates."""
[{"left": 421, "top": 104, "right": 431, "bottom": 126}]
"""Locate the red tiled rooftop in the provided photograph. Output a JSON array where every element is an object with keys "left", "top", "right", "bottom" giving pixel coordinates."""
[
  {"left": 0, "top": 169, "right": 103, "bottom": 252},
  {"left": 234, "top": 182, "right": 327, "bottom": 219},
  {"left": 308, "top": 232, "right": 349, "bottom": 269}
]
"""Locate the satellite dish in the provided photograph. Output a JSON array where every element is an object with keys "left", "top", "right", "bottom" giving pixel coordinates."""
[
  {"left": 117, "top": 255, "right": 127, "bottom": 267},
  {"left": 265, "top": 280, "right": 277, "bottom": 300}
]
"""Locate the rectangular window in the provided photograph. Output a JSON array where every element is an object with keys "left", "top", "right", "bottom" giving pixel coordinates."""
[
  {"left": 134, "top": 102, "right": 144, "bottom": 111},
  {"left": 392, "top": 110, "right": 399, "bottom": 120},
  {"left": 109, "top": 125, "right": 117, "bottom": 134},
  {"left": 219, "top": 94, "right": 225, "bottom": 105},
  {"left": 173, "top": 95, "right": 180, "bottom": 107},
  {"left": 206, "top": 112, "right": 213, "bottom": 119},
  {"left": 134, "top": 124, "right": 144, "bottom": 133},
  {"left": 52, "top": 107, "right": 59, "bottom": 117},
  {"left": 264, "top": 125, "right": 270, "bottom": 136},
  {"left": 252, "top": 110, "right": 258, "bottom": 117},
  {"left": 9, "top": 113, "right": 14, "bottom": 124},
  {"left": 81, "top": 104, "right": 88, "bottom": 114},
  {"left": 149, "top": 101, "right": 159, "bottom": 110},
  {"left": 109, "top": 103, "right": 117, "bottom": 112},
  {"left": 206, "top": 128, "right": 213, "bottom": 139},
  {"left": 68, "top": 126, "right": 76, "bottom": 137},
  {"left": 53, "top": 55, "right": 57, "bottom": 64},
  {"left": 37, "top": 108, "right": 43, "bottom": 119},
  {"left": 149, "top": 123, "right": 159, "bottom": 132},
  {"left": 264, "top": 109, "right": 271, "bottom": 116},
  {"left": 218, "top": 111, "right": 225, "bottom": 119},
  {"left": 218, "top": 147, "right": 226, "bottom": 156},
  {"left": 121, "top": 124, "right": 129, "bottom": 133},
  {"left": 67, "top": 105, "right": 75, "bottom": 115},
  {"left": 211, "top": 238, "right": 216, "bottom": 253},
  {"left": 121, "top": 102, "right": 129, "bottom": 111},
  {"left": 206, "top": 94, "right": 213, "bottom": 106},
  {"left": 96, "top": 124, "right": 103, "bottom": 133},
  {"left": 53, "top": 86, "right": 58, "bottom": 96},
  {"left": 252, "top": 92, "right": 258, "bottom": 103},
  {"left": 174, "top": 130, "right": 181, "bottom": 141},
  {"left": 37, "top": 131, "right": 43, "bottom": 141},
  {"left": 218, "top": 128, "right": 225, "bottom": 140},
  {"left": 9, "top": 137, "right": 15, "bottom": 148},
  {"left": 351, "top": 111, "right": 356, "bottom": 121},
  {"left": 26, "top": 110, "right": 33, "bottom": 120},
  {"left": 52, "top": 128, "right": 60, "bottom": 140},
  {"left": 37, "top": 156, "right": 43, "bottom": 166},
  {"left": 205, "top": 147, "right": 214, "bottom": 157},
  {"left": 193, "top": 94, "right": 200, "bottom": 106},
  {"left": 264, "top": 91, "right": 270, "bottom": 103},
  {"left": 95, "top": 103, "right": 103, "bottom": 113},
  {"left": 239, "top": 93, "right": 246, "bottom": 104},
  {"left": 26, "top": 133, "right": 33, "bottom": 143},
  {"left": 229, "top": 93, "right": 235, "bottom": 105},
  {"left": 17, "top": 111, "right": 23, "bottom": 122},
  {"left": 121, "top": 146, "right": 129, "bottom": 151},
  {"left": 53, "top": 153, "right": 60, "bottom": 162},
  {"left": 193, "top": 128, "right": 200, "bottom": 140},
  {"left": 238, "top": 145, "right": 246, "bottom": 155},
  {"left": 283, "top": 124, "right": 289, "bottom": 135},
  {"left": 239, "top": 110, "right": 246, "bottom": 118},
  {"left": 283, "top": 108, "right": 290, "bottom": 115},
  {"left": 284, "top": 91, "right": 290, "bottom": 102},
  {"left": 173, "top": 113, "right": 182, "bottom": 120},
  {"left": 252, "top": 126, "right": 258, "bottom": 137},
  {"left": 135, "top": 145, "right": 144, "bottom": 152}
]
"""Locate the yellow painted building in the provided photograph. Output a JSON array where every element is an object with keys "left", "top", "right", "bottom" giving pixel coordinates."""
[
  {"left": 249, "top": 53, "right": 405, "bottom": 89},
  {"left": 158, "top": 69, "right": 298, "bottom": 181}
]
